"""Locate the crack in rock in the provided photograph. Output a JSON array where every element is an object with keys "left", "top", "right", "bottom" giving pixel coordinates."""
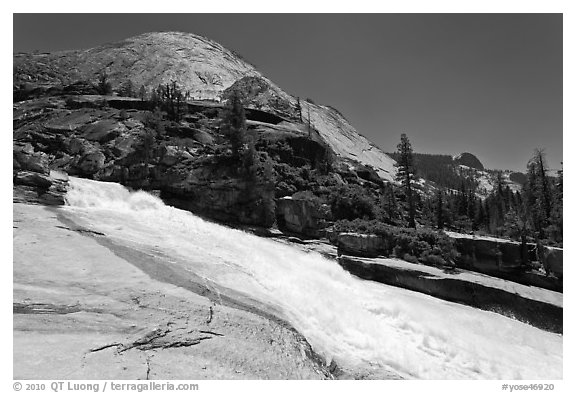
[
  {"left": 14, "top": 302, "right": 82, "bottom": 314},
  {"left": 88, "top": 324, "right": 219, "bottom": 355},
  {"left": 89, "top": 343, "right": 123, "bottom": 353},
  {"left": 198, "top": 330, "right": 224, "bottom": 337},
  {"left": 55, "top": 225, "right": 105, "bottom": 236}
]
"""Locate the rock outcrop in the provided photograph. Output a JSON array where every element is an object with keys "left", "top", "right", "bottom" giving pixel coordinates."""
[
  {"left": 446, "top": 232, "right": 562, "bottom": 291},
  {"left": 336, "top": 232, "right": 386, "bottom": 258},
  {"left": 454, "top": 152, "right": 484, "bottom": 170},
  {"left": 13, "top": 141, "right": 69, "bottom": 205},
  {"left": 13, "top": 96, "right": 278, "bottom": 226},
  {"left": 13, "top": 203, "right": 335, "bottom": 379},
  {"left": 336, "top": 255, "right": 562, "bottom": 334},
  {"left": 14, "top": 32, "right": 397, "bottom": 182},
  {"left": 542, "top": 247, "right": 563, "bottom": 279},
  {"left": 276, "top": 196, "right": 331, "bottom": 238}
]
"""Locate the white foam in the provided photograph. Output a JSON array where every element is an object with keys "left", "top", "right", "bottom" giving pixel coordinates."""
[{"left": 63, "top": 177, "right": 562, "bottom": 379}]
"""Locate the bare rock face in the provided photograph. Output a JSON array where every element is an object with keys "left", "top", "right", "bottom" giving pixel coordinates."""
[
  {"left": 12, "top": 31, "right": 401, "bottom": 227},
  {"left": 336, "top": 255, "right": 563, "bottom": 334},
  {"left": 223, "top": 76, "right": 295, "bottom": 119},
  {"left": 337, "top": 232, "right": 386, "bottom": 258},
  {"left": 454, "top": 152, "right": 484, "bottom": 171},
  {"left": 14, "top": 170, "right": 53, "bottom": 189},
  {"left": 13, "top": 141, "right": 69, "bottom": 205},
  {"left": 542, "top": 247, "right": 563, "bottom": 279},
  {"left": 448, "top": 233, "right": 563, "bottom": 291},
  {"left": 452, "top": 236, "right": 521, "bottom": 272},
  {"left": 13, "top": 32, "right": 263, "bottom": 103},
  {"left": 13, "top": 170, "right": 69, "bottom": 206},
  {"left": 13, "top": 204, "right": 334, "bottom": 380},
  {"left": 13, "top": 142, "right": 50, "bottom": 174},
  {"left": 276, "top": 196, "right": 331, "bottom": 238},
  {"left": 13, "top": 95, "right": 288, "bottom": 227},
  {"left": 161, "top": 162, "right": 276, "bottom": 228},
  {"left": 14, "top": 31, "right": 397, "bottom": 182}
]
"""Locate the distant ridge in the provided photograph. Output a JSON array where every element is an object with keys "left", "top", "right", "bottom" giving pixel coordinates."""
[{"left": 453, "top": 152, "right": 484, "bottom": 171}]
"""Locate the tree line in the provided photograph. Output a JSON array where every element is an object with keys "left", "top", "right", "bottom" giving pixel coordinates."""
[{"left": 392, "top": 134, "right": 562, "bottom": 246}]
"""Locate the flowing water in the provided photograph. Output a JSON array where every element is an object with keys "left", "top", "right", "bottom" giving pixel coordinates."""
[{"left": 63, "top": 177, "right": 562, "bottom": 379}]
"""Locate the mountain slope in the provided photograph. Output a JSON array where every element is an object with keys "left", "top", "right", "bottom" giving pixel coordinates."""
[{"left": 14, "top": 31, "right": 396, "bottom": 181}]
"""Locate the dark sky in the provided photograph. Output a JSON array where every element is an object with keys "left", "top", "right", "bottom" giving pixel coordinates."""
[{"left": 13, "top": 14, "right": 563, "bottom": 171}]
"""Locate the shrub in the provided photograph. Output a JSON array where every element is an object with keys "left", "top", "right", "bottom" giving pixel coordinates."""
[
  {"left": 332, "top": 219, "right": 460, "bottom": 265},
  {"left": 403, "top": 254, "right": 419, "bottom": 264},
  {"left": 420, "top": 252, "right": 449, "bottom": 267},
  {"left": 96, "top": 73, "right": 113, "bottom": 95},
  {"left": 143, "top": 109, "right": 166, "bottom": 138},
  {"left": 330, "top": 184, "right": 377, "bottom": 221},
  {"left": 292, "top": 190, "right": 322, "bottom": 205},
  {"left": 119, "top": 109, "right": 129, "bottom": 121}
]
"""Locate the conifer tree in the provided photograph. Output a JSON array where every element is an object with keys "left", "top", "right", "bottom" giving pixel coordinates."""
[
  {"left": 525, "top": 150, "right": 552, "bottom": 238},
  {"left": 295, "top": 97, "right": 302, "bottom": 121},
  {"left": 532, "top": 149, "right": 552, "bottom": 219},
  {"left": 395, "top": 133, "right": 416, "bottom": 228},
  {"left": 138, "top": 85, "right": 147, "bottom": 101},
  {"left": 436, "top": 190, "right": 444, "bottom": 229},
  {"left": 221, "top": 90, "right": 247, "bottom": 160},
  {"left": 159, "top": 80, "right": 185, "bottom": 121},
  {"left": 380, "top": 183, "right": 399, "bottom": 224},
  {"left": 307, "top": 106, "right": 312, "bottom": 138},
  {"left": 120, "top": 80, "right": 134, "bottom": 97},
  {"left": 96, "top": 72, "right": 113, "bottom": 95}
]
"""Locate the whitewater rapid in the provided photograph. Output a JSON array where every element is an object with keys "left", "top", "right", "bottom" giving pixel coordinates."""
[{"left": 63, "top": 177, "right": 562, "bottom": 379}]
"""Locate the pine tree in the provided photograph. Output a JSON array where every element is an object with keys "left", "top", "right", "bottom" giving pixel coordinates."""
[
  {"left": 380, "top": 183, "right": 399, "bottom": 224},
  {"left": 467, "top": 191, "right": 478, "bottom": 229},
  {"left": 221, "top": 90, "right": 247, "bottom": 160},
  {"left": 150, "top": 88, "right": 160, "bottom": 108},
  {"left": 307, "top": 106, "right": 312, "bottom": 138},
  {"left": 138, "top": 85, "right": 147, "bottom": 101},
  {"left": 96, "top": 72, "right": 113, "bottom": 95},
  {"left": 159, "top": 80, "right": 185, "bottom": 121},
  {"left": 532, "top": 149, "right": 552, "bottom": 219},
  {"left": 475, "top": 199, "right": 486, "bottom": 229},
  {"left": 120, "top": 80, "right": 134, "bottom": 97},
  {"left": 525, "top": 150, "right": 552, "bottom": 239},
  {"left": 395, "top": 133, "right": 416, "bottom": 228},
  {"left": 549, "top": 164, "right": 563, "bottom": 243},
  {"left": 295, "top": 97, "right": 302, "bottom": 121},
  {"left": 436, "top": 190, "right": 444, "bottom": 229}
]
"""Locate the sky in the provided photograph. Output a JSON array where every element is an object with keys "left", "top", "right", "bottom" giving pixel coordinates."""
[{"left": 13, "top": 13, "right": 563, "bottom": 172}]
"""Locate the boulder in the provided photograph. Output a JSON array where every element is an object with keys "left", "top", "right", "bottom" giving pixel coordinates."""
[
  {"left": 451, "top": 236, "right": 522, "bottom": 273},
  {"left": 337, "top": 232, "right": 385, "bottom": 258},
  {"left": 44, "top": 110, "right": 95, "bottom": 133},
  {"left": 191, "top": 129, "right": 214, "bottom": 145},
  {"left": 78, "top": 151, "right": 106, "bottom": 175},
  {"left": 50, "top": 153, "right": 75, "bottom": 171},
  {"left": 111, "top": 135, "right": 138, "bottom": 159},
  {"left": 66, "top": 137, "right": 87, "bottom": 155},
  {"left": 13, "top": 143, "right": 50, "bottom": 174},
  {"left": 542, "top": 247, "right": 563, "bottom": 279},
  {"left": 276, "top": 196, "right": 329, "bottom": 238},
  {"left": 14, "top": 171, "right": 53, "bottom": 189},
  {"left": 81, "top": 119, "right": 126, "bottom": 143},
  {"left": 13, "top": 170, "right": 69, "bottom": 206},
  {"left": 160, "top": 145, "right": 181, "bottom": 166},
  {"left": 49, "top": 170, "right": 69, "bottom": 182}
]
